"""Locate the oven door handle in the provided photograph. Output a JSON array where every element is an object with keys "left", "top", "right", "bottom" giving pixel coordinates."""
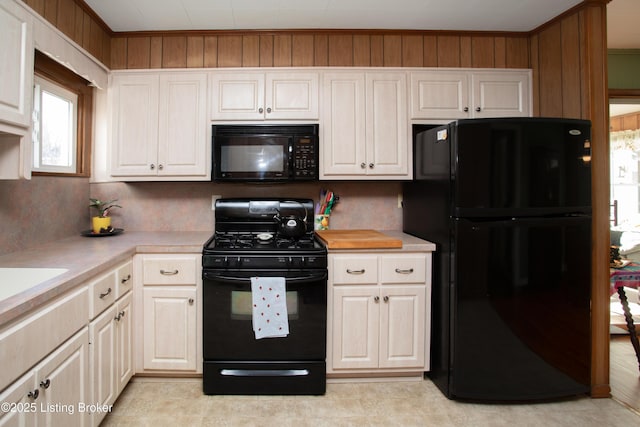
[{"left": 203, "top": 271, "right": 327, "bottom": 284}]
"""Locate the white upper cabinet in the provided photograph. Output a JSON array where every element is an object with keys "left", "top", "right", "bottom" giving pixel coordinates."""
[
  {"left": 110, "top": 71, "right": 208, "bottom": 180},
  {"left": 410, "top": 69, "right": 531, "bottom": 119},
  {"left": 321, "top": 70, "right": 410, "bottom": 180},
  {"left": 209, "top": 70, "right": 319, "bottom": 121},
  {"left": 0, "top": 0, "right": 33, "bottom": 128}
]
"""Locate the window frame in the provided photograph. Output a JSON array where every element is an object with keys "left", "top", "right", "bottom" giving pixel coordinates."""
[{"left": 32, "top": 50, "right": 93, "bottom": 177}]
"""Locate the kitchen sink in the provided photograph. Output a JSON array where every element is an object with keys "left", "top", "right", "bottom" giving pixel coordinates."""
[{"left": 0, "top": 268, "right": 69, "bottom": 301}]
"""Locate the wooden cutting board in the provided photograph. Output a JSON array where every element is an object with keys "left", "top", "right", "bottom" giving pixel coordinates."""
[{"left": 315, "top": 229, "right": 402, "bottom": 249}]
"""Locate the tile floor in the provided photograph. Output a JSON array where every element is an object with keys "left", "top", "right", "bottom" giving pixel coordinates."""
[{"left": 101, "top": 377, "right": 640, "bottom": 427}]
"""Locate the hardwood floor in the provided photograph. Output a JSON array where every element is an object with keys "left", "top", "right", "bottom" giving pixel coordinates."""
[{"left": 610, "top": 335, "right": 640, "bottom": 413}]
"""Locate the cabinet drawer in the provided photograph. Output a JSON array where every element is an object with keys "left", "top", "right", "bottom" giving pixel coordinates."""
[
  {"left": 90, "top": 270, "right": 117, "bottom": 319},
  {"left": 142, "top": 255, "right": 197, "bottom": 285},
  {"left": 380, "top": 255, "right": 427, "bottom": 284},
  {"left": 116, "top": 260, "right": 133, "bottom": 298},
  {"left": 0, "top": 286, "right": 88, "bottom": 391},
  {"left": 332, "top": 255, "right": 378, "bottom": 284}
]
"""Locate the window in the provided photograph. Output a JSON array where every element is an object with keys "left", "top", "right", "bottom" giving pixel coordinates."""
[
  {"left": 33, "top": 76, "right": 78, "bottom": 173},
  {"left": 32, "top": 51, "right": 92, "bottom": 176}
]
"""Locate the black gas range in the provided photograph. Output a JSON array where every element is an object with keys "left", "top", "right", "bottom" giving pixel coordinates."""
[{"left": 202, "top": 198, "right": 327, "bottom": 395}]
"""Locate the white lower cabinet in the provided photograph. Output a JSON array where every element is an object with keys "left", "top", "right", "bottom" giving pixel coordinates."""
[
  {"left": 327, "top": 252, "right": 431, "bottom": 376},
  {"left": 134, "top": 254, "right": 202, "bottom": 374}
]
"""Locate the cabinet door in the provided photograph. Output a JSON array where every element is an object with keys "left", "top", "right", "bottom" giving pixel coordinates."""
[
  {"left": 115, "top": 292, "right": 133, "bottom": 393},
  {"left": 410, "top": 71, "right": 470, "bottom": 119},
  {"left": 379, "top": 286, "right": 425, "bottom": 369},
  {"left": 89, "top": 306, "right": 117, "bottom": 426},
  {"left": 0, "top": 371, "right": 37, "bottom": 427},
  {"left": 265, "top": 72, "right": 319, "bottom": 120},
  {"left": 366, "top": 73, "right": 409, "bottom": 177},
  {"left": 209, "top": 72, "right": 265, "bottom": 120},
  {"left": 331, "top": 287, "right": 379, "bottom": 369},
  {"left": 158, "top": 73, "right": 207, "bottom": 176},
  {"left": 471, "top": 71, "right": 531, "bottom": 118},
  {"left": 0, "top": 0, "right": 33, "bottom": 127},
  {"left": 320, "top": 72, "right": 367, "bottom": 177},
  {"left": 110, "top": 73, "right": 159, "bottom": 176},
  {"left": 143, "top": 287, "right": 197, "bottom": 371},
  {"left": 36, "top": 329, "right": 89, "bottom": 427}
]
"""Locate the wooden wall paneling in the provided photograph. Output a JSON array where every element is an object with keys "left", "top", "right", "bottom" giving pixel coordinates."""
[
  {"left": 459, "top": 36, "right": 472, "bottom": 67},
  {"left": 259, "top": 35, "right": 274, "bottom": 67},
  {"left": 43, "top": 0, "right": 57, "bottom": 26},
  {"left": 370, "top": 35, "right": 383, "bottom": 67},
  {"left": 437, "top": 35, "right": 461, "bottom": 67},
  {"left": 203, "top": 36, "right": 218, "bottom": 68},
  {"left": 82, "top": 10, "right": 91, "bottom": 53},
  {"left": 273, "top": 34, "right": 292, "bottom": 66},
  {"left": 187, "top": 36, "right": 204, "bottom": 68},
  {"left": 149, "top": 36, "right": 163, "bottom": 68},
  {"left": 401, "top": 35, "right": 423, "bottom": 67},
  {"left": 162, "top": 36, "right": 187, "bottom": 68},
  {"left": 353, "top": 34, "right": 371, "bottom": 67},
  {"left": 314, "top": 35, "right": 328, "bottom": 66},
  {"left": 494, "top": 37, "right": 506, "bottom": 68},
  {"left": 471, "top": 36, "right": 495, "bottom": 68},
  {"left": 127, "top": 37, "right": 151, "bottom": 69},
  {"left": 561, "top": 14, "right": 582, "bottom": 118},
  {"left": 423, "top": 35, "right": 438, "bottom": 67},
  {"left": 506, "top": 37, "right": 530, "bottom": 69},
  {"left": 242, "top": 35, "right": 260, "bottom": 67},
  {"left": 56, "top": 0, "right": 75, "bottom": 39},
  {"left": 73, "top": 2, "right": 83, "bottom": 42},
  {"left": 292, "top": 34, "right": 314, "bottom": 66},
  {"left": 218, "top": 35, "right": 243, "bottom": 67},
  {"left": 328, "top": 34, "right": 353, "bottom": 66},
  {"left": 537, "top": 22, "right": 563, "bottom": 116},
  {"left": 383, "top": 35, "right": 402, "bottom": 66},
  {"left": 110, "top": 38, "right": 127, "bottom": 70},
  {"left": 529, "top": 34, "right": 540, "bottom": 116},
  {"left": 88, "top": 20, "right": 104, "bottom": 61},
  {"left": 23, "top": 0, "right": 45, "bottom": 16},
  {"left": 101, "top": 30, "right": 110, "bottom": 67}
]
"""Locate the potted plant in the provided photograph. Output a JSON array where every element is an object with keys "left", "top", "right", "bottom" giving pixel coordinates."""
[{"left": 89, "top": 198, "right": 121, "bottom": 233}]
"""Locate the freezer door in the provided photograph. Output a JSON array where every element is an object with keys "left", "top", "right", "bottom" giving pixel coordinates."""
[{"left": 449, "top": 215, "right": 591, "bottom": 400}]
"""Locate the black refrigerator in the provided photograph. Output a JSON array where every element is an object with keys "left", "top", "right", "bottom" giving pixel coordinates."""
[{"left": 403, "top": 117, "right": 592, "bottom": 401}]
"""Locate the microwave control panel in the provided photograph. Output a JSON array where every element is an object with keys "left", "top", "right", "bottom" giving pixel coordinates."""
[{"left": 292, "top": 137, "right": 318, "bottom": 179}]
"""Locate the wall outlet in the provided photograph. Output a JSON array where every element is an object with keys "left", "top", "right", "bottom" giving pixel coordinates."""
[{"left": 211, "top": 195, "right": 222, "bottom": 210}]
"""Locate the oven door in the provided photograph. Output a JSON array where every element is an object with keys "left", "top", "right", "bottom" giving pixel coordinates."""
[
  {"left": 203, "top": 269, "right": 327, "bottom": 360},
  {"left": 212, "top": 134, "right": 292, "bottom": 181}
]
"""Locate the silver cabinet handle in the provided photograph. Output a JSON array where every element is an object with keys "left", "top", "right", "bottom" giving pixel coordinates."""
[
  {"left": 115, "top": 310, "right": 126, "bottom": 321},
  {"left": 346, "top": 269, "right": 365, "bottom": 275},
  {"left": 374, "top": 296, "right": 380, "bottom": 303},
  {"left": 150, "top": 164, "right": 155, "bottom": 170},
  {"left": 99, "top": 288, "right": 112, "bottom": 299},
  {"left": 395, "top": 268, "right": 414, "bottom": 274},
  {"left": 121, "top": 274, "right": 131, "bottom": 284},
  {"left": 158, "top": 164, "right": 164, "bottom": 170},
  {"left": 39, "top": 379, "right": 50, "bottom": 389},
  {"left": 266, "top": 107, "right": 272, "bottom": 113},
  {"left": 160, "top": 269, "right": 179, "bottom": 275},
  {"left": 360, "top": 163, "right": 366, "bottom": 169},
  {"left": 383, "top": 295, "right": 389, "bottom": 303},
  {"left": 28, "top": 389, "right": 39, "bottom": 399},
  {"left": 258, "top": 107, "right": 264, "bottom": 113},
  {"left": 369, "top": 163, "right": 374, "bottom": 169}
]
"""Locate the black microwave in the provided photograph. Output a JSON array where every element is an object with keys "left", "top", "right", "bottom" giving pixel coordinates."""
[{"left": 212, "top": 124, "right": 319, "bottom": 182}]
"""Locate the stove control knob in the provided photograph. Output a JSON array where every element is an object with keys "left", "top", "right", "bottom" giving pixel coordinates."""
[{"left": 236, "top": 257, "right": 242, "bottom": 267}]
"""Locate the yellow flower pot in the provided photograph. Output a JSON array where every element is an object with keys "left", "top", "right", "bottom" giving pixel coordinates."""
[{"left": 92, "top": 216, "right": 111, "bottom": 233}]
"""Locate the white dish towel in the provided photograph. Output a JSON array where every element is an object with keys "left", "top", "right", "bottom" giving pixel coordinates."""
[{"left": 251, "top": 277, "right": 289, "bottom": 339}]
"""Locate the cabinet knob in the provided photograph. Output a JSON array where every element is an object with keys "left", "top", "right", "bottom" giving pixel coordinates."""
[
  {"left": 188, "top": 298, "right": 195, "bottom": 305},
  {"left": 258, "top": 107, "right": 264, "bottom": 113},
  {"left": 150, "top": 164, "right": 155, "bottom": 170},
  {"left": 360, "top": 163, "right": 366, "bottom": 169},
  {"left": 476, "top": 107, "right": 481, "bottom": 112},
  {"left": 39, "top": 379, "right": 50, "bottom": 389},
  {"left": 383, "top": 295, "right": 389, "bottom": 303},
  {"left": 374, "top": 296, "right": 380, "bottom": 303},
  {"left": 464, "top": 107, "right": 469, "bottom": 112},
  {"left": 158, "top": 164, "right": 164, "bottom": 170},
  {"left": 27, "top": 389, "right": 39, "bottom": 399},
  {"left": 266, "top": 107, "right": 272, "bottom": 113},
  {"left": 368, "top": 163, "right": 374, "bottom": 169}
]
